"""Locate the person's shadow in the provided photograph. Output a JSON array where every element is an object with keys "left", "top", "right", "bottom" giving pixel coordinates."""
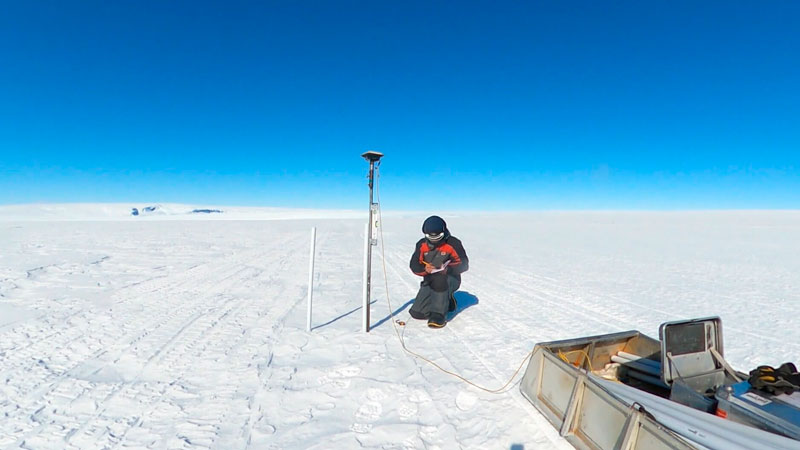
[
  {"left": 372, "top": 290, "right": 480, "bottom": 328},
  {"left": 446, "top": 290, "right": 479, "bottom": 322}
]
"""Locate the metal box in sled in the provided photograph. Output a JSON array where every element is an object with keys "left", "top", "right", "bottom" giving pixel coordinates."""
[{"left": 716, "top": 380, "right": 800, "bottom": 441}]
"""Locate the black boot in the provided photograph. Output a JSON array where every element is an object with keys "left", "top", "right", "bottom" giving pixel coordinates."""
[{"left": 428, "top": 313, "right": 446, "bottom": 328}]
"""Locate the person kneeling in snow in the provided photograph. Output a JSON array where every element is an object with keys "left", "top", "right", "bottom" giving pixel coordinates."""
[{"left": 408, "top": 215, "right": 469, "bottom": 328}]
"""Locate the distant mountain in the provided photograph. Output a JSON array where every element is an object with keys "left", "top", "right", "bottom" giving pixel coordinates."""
[
  {"left": 131, "top": 205, "right": 169, "bottom": 216},
  {"left": 0, "top": 203, "right": 365, "bottom": 221},
  {"left": 131, "top": 205, "right": 160, "bottom": 216},
  {"left": 131, "top": 205, "right": 224, "bottom": 216}
]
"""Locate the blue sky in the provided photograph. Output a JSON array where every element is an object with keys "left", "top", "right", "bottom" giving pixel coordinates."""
[{"left": 1, "top": 1, "right": 798, "bottom": 210}]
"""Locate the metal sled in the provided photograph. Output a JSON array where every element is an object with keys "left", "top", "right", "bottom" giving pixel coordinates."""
[{"left": 520, "top": 317, "right": 800, "bottom": 450}]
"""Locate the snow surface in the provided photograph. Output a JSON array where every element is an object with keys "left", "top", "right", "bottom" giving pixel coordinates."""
[{"left": 1, "top": 207, "right": 800, "bottom": 449}]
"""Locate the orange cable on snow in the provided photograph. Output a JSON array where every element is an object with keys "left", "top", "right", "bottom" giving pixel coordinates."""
[{"left": 373, "top": 166, "right": 534, "bottom": 394}]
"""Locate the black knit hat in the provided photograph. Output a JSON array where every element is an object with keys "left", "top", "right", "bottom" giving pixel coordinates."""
[{"left": 422, "top": 215, "right": 447, "bottom": 234}]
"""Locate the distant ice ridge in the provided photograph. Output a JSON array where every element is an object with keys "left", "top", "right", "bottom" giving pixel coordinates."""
[
  {"left": 131, "top": 205, "right": 226, "bottom": 216},
  {"left": 130, "top": 204, "right": 220, "bottom": 216},
  {"left": 0, "top": 203, "right": 367, "bottom": 221}
]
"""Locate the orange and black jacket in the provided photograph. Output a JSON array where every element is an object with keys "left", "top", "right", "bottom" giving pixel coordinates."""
[{"left": 409, "top": 234, "right": 469, "bottom": 283}]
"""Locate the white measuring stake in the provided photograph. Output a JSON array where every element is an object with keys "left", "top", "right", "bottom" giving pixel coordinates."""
[
  {"left": 362, "top": 222, "right": 369, "bottom": 332},
  {"left": 307, "top": 227, "right": 316, "bottom": 332}
]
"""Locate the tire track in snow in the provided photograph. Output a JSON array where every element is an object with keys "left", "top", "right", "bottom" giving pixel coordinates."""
[
  {"left": 81, "top": 243, "right": 302, "bottom": 449},
  {"left": 0, "top": 247, "right": 264, "bottom": 369},
  {"left": 62, "top": 293, "right": 248, "bottom": 448},
  {"left": 4, "top": 259, "right": 256, "bottom": 401},
  {"left": 1, "top": 232, "right": 305, "bottom": 449},
  {"left": 460, "top": 268, "right": 619, "bottom": 346},
  {"left": 243, "top": 232, "right": 342, "bottom": 449},
  {"left": 506, "top": 262, "right": 800, "bottom": 351},
  {"left": 103, "top": 234, "right": 301, "bottom": 450},
  {"left": 381, "top": 239, "right": 616, "bottom": 342},
  {"left": 8, "top": 264, "right": 261, "bottom": 449},
  {"left": 65, "top": 296, "right": 247, "bottom": 449},
  {"left": 507, "top": 267, "right": 685, "bottom": 325}
]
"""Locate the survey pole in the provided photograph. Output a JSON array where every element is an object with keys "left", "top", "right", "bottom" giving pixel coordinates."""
[
  {"left": 306, "top": 227, "right": 316, "bottom": 332},
  {"left": 362, "top": 223, "right": 370, "bottom": 332},
  {"left": 361, "top": 150, "right": 383, "bottom": 332}
]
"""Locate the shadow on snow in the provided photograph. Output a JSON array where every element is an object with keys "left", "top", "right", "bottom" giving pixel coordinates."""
[
  {"left": 447, "top": 290, "right": 479, "bottom": 322},
  {"left": 312, "top": 299, "right": 378, "bottom": 331},
  {"left": 313, "top": 291, "right": 479, "bottom": 331},
  {"left": 372, "top": 298, "right": 415, "bottom": 329},
  {"left": 372, "top": 290, "right": 480, "bottom": 329}
]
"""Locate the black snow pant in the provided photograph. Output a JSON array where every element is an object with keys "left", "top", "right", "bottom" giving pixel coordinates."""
[{"left": 409, "top": 274, "right": 460, "bottom": 320}]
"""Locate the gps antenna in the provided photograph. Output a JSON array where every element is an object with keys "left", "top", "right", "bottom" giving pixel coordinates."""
[{"left": 361, "top": 150, "right": 383, "bottom": 332}]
